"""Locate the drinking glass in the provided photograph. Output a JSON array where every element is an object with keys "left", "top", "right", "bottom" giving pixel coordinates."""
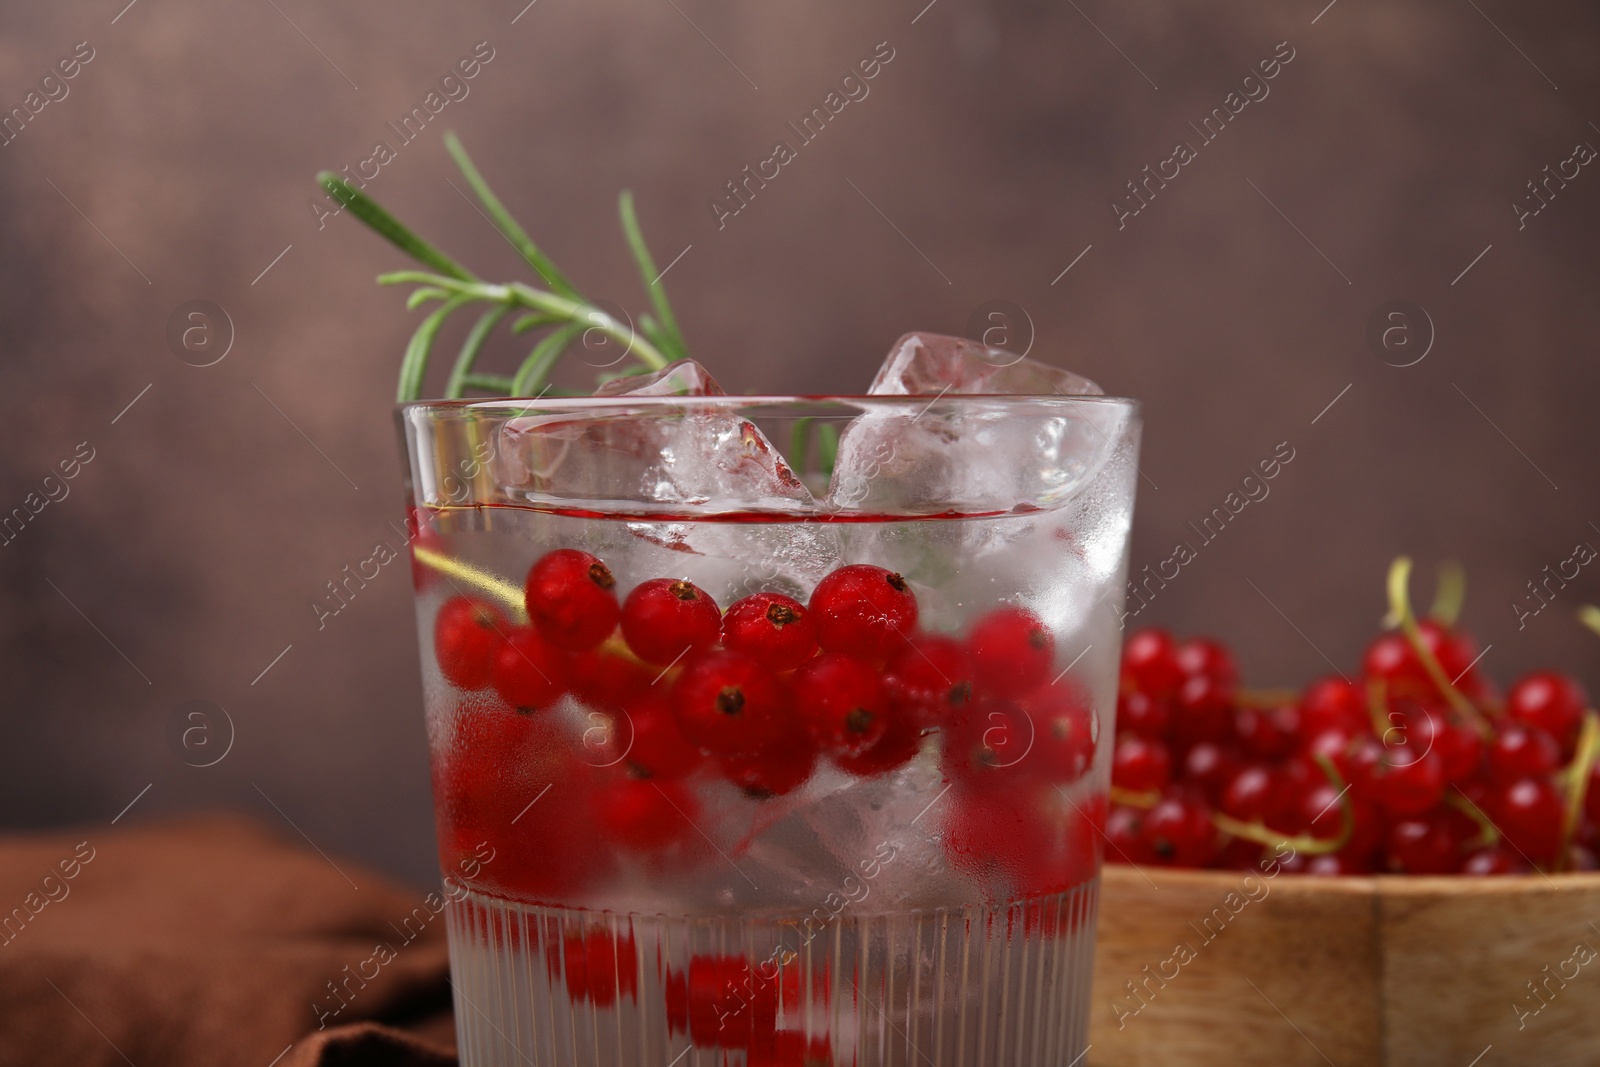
[{"left": 399, "top": 394, "right": 1141, "bottom": 1066}]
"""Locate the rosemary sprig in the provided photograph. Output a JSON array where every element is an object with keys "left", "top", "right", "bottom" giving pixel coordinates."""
[{"left": 318, "top": 135, "right": 685, "bottom": 403}]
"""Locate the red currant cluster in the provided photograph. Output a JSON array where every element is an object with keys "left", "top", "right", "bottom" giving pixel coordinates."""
[
  {"left": 430, "top": 548, "right": 1101, "bottom": 900},
  {"left": 1109, "top": 609, "right": 1597, "bottom": 875}
]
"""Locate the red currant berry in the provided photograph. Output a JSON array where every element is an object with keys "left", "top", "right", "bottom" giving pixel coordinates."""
[
  {"left": 968, "top": 605, "right": 1055, "bottom": 699},
  {"left": 435, "top": 702, "right": 548, "bottom": 833},
  {"left": 1334, "top": 847, "right": 1382, "bottom": 874},
  {"left": 1433, "top": 716, "right": 1484, "bottom": 783},
  {"left": 1121, "top": 628, "right": 1182, "bottom": 697},
  {"left": 554, "top": 932, "right": 593, "bottom": 1001},
  {"left": 597, "top": 777, "right": 693, "bottom": 851},
  {"left": 1386, "top": 812, "right": 1460, "bottom": 873},
  {"left": 834, "top": 709, "right": 924, "bottom": 778},
  {"left": 1487, "top": 723, "right": 1560, "bottom": 783},
  {"left": 1298, "top": 779, "right": 1379, "bottom": 852},
  {"left": 1235, "top": 705, "right": 1300, "bottom": 761},
  {"left": 1220, "top": 765, "right": 1276, "bottom": 823},
  {"left": 1364, "top": 631, "right": 1426, "bottom": 692},
  {"left": 1105, "top": 805, "right": 1152, "bottom": 864},
  {"left": 1112, "top": 735, "right": 1171, "bottom": 793},
  {"left": 792, "top": 653, "right": 889, "bottom": 758},
  {"left": 1214, "top": 836, "right": 1267, "bottom": 871},
  {"left": 943, "top": 700, "right": 1035, "bottom": 788},
  {"left": 1344, "top": 815, "right": 1390, "bottom": 869},
  {"left": 623, "top": 695, "right": 704, "bottom": 780},
  {"left": 1171, "top": 673, "right": 1237, "bottom": 746},
  {"left": 566, "top": 649, "right": 653, "bottom": 709},
  {"left": 1179, "top": 741, "right": 1244, "bottom": 804},
  {"left": 1174, "top": 637, "right": 1238, "bottom": 687},
  {"left": 1371, "top": 749, "right": 1446, "bottom": 817},
  {"left": 748, "top": 1032, "right": 811, "bottom": 1067},
  {"left": 1025, "top": 687, "right": 1097, "bottom": 784},
  {"left": 720, "top": 592, "right": 818, "bottom": 671},
  {"left": 808, "top": 564, "right": 918, "bottom": 661},
  {"left": 670, "top": 650, "right": 786, "bottom": 757},
  {"left": 525, "top": 548, "right": 620, "bottom": 651},
  {"left": 491, "top": 626, "right": 566, "bottom": 710},
  {"left": 1304, "top": 853, "right": 1359, "bottom": 876},
  {"left": 687, "top": 955, "right": 754, "bottom": 1048},
  {"left": 434, "top": 596, "right": 509, "bottom": 690},
  {"left": 1378, "top": 699, "right": 1440, "bottom": 758},
  {"left": 1416, "top": 619, "right": 1477, "bottom": 682},
  {"left": 1461, "top": 846, "right": 1522, "bottom": 875},
  {"left": 492, "top": 765, "right": 614, "bottom": 898},
  {"left": 720, "top": 731, "right": 818, "bottom": 798},
  {"left": 1491, "top": 776, "right": 1564, "bottom": 863},
  {"left": 1298, "top": 677, "right": 1367, "bottom": 736},
  {"left": 664, "top": 968, "right": 689, "bottom": 1034},
  {"left": 1116, "top": 689, "right": 1169, "bottom": 739},
  {"left": 578, "top": 930, "right": 639, "bottom": 1006},
  {"left": 1341, "top": 734, "right": 1390, "bottom": 800},
  {"left": 1301, "top": 724, "right": 1370, "bottom": 784},
  {"left": 1141, "top": 793, "right": 1218, "bottom": 867},
  {"left": 1266, "top": 759, "right": 1318, "bottom": 835},
  {"left": 945, "top": 789, "right": 1048, "bottom": 882},
  {"left": 884, "top": 635, "right": 973, "bottom": 727},
  {"left": 1507, "top": 671, "right": 1588, "bottom": 755},
  {"left": 620, "top": 578, "right": 720, "bottom": 665}
]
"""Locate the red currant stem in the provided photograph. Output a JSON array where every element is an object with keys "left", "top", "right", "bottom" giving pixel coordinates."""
[
  {"left": 1211, "top": 754, "right": 1354, "bottom": 857},
  {"left": 1427, "top": 560, "right": 1466, "bottom": 626},
  {"left": 412, "top": 543, "right": 528, "bottom": 620},
  {"left": 1578, "top": 605, "right": 1600, "bottom": 639},
  {"left": 1557, "top": 710, "right": 1600, "bottom": 871},
  {"left": 1108, "top": 786, "right": 1160, "bottom": 809},
  {"left": 1237, "top": 688, "right": 1300, "bottom": 709},
  {"left": 1444, "top": 788, "right": 1501, "bottom": 850},
  {"left": 1385, "top": 557, "right": 1491, "bottom": 736}
]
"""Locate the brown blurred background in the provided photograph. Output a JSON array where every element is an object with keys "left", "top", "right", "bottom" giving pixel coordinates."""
[{"left": 2, "top": 0, "right": 1596, "bottom": 884}]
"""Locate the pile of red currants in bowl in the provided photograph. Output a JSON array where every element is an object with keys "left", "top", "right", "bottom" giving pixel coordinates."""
[{"left": 1109, "top": 562, "right": 1598, "bottom": 875}]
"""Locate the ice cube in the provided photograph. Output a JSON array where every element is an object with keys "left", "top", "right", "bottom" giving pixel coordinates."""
[
  {"left": 825, "top": 334, "right": 1129, "bottom": 514},
  {"left": 869, "top": 332, "right": 1103, "bottom": 397},
  {"left": 496, "top": 360, "right": 811, "bottom": 512},
  {"left": 595, "top": 359, "right": 725, "bottom": 397}
]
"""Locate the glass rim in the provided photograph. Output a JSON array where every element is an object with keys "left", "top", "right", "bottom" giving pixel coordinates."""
[{"left": 398, "top": 393, "right": 1139, "bottom": 415}]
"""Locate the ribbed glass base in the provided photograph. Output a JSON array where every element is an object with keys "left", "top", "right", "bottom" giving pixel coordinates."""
[{"left": 445, "top": 879, "right": 1098, "bottom": 1067}]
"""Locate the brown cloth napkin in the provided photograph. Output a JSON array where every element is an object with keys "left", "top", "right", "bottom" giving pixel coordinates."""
[{"left": 0, "top": 813, "right": 458, "bottom": 1067}]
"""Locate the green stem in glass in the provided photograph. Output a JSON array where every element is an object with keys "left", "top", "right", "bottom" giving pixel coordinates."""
[
  {"left": 788, "top": 417, "right": 814, "bottom": 474},
  {"left": 817, "top": 422, "right": 839, "bottom": 479}
]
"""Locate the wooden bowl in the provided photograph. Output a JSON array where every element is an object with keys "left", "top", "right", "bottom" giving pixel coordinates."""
[{"left": 1088, "top": 863, "right": 1600, "bottom": 1066}]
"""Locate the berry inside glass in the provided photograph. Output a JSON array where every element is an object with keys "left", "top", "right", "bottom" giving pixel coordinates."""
[{"left": 402, "top": 393, "right": 1140, "bottom": 1066}]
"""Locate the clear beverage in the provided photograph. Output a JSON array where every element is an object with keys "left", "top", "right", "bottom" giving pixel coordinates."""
[{"left": 400, "top": 397, "right": 1140, "bottom": 1066}]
